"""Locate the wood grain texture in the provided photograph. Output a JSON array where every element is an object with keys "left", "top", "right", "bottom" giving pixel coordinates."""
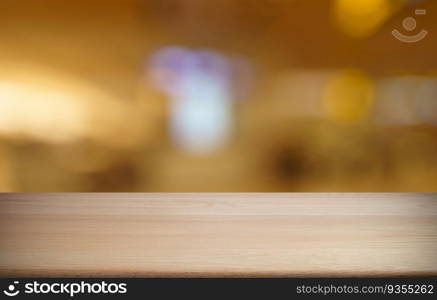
[{"left": 1, "top": 193, "right": 437, "bottom": 277}]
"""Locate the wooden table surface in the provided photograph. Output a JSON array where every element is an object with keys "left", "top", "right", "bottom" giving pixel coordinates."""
[{"left": 1, "top": 193, "right": 437, "bottom": 277}]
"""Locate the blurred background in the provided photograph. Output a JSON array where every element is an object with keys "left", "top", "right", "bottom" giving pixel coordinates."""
[{"left": 0, "top": 0, "right": 436, "bottom": 192}]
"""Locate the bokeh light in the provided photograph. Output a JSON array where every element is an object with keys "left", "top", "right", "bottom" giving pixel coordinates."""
[
  {"left": 323, "top": 71, "right": 375, "bottom": 123},
  {"left": 148, "top": 47, "right": 241, "bottom": 154},
  {"left": 0, "top": 80, "right": 89, "bottom": 143},
  {"left": 333, "top": 0, "right": 400, "bottom": 38},
  {"left": 0, "top": 0, "right": 436, "bottom": 192}
]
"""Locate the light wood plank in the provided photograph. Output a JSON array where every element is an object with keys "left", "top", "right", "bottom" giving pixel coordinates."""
[{"left": 1, "top": 193, "right": 437, "bottom": 277}]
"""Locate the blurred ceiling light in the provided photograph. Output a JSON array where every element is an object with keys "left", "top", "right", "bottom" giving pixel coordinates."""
[
  {"left": 333, "top": 0, "right": 403, "bottom": 38},
  {"left": 323, "top": 70, "right": 375, "bottom": 123},
  {"left": 148, "top": 47, "right": 244, "bottom": 154}
]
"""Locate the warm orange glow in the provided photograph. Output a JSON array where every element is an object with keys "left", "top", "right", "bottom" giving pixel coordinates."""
[{"left": 0, "top": 66, "right": 145, "bottom": 148}]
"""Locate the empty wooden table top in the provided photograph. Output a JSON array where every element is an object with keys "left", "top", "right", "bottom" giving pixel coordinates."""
[{"left": 1, "top": 193, "right": 437, "bottom": 277}]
